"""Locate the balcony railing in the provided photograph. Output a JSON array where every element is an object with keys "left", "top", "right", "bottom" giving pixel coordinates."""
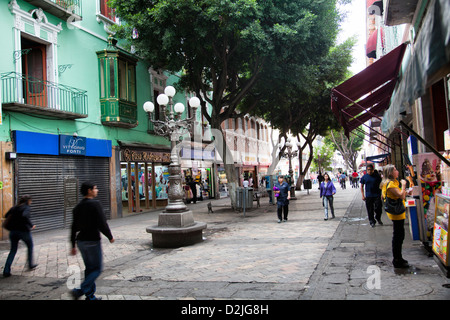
[
  {"left": 1, "top": 72, "right": 88, "bottom": 119},
  {"left": 23, "top": 0, "right": 82, "bottom": 20}
]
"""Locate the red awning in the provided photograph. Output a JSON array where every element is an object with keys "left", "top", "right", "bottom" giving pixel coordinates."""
[
  {"left": 366, "top": 29, "right": 378, "bottom": 58},
  {"left": 331, "top": 43, "right": 407, "bottom": 138},
  {"left": 366, "top": 28, "right": 384, "bottom": 59}
]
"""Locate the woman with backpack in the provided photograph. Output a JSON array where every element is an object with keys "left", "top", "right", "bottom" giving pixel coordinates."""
[{"left": 3, "top": 195, "right": 37, "bottom": 277}]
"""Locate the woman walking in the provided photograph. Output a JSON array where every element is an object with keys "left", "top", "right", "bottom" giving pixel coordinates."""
[
  {"left": 381, "top": 164, "right": 409, "bottom": 268},
  {"left": 3, "top": 195, "right": 37, "bottom": 277},
  {"left": 273, "top": 175, "right": 290, "bottom": 223},
  {"left": 320, "top": 173, "right": 336, "bottom": 220}
]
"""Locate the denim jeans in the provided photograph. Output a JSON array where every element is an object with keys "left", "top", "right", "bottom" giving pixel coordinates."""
[
  {"left": 74, "top": 240, "right": 103, "bottom": 299},
  {"left": 3, "top": 230, "right": 34, "bottom": 275},
  {"left": 323, "top": 196, "right": 335, "bottom": 219}
]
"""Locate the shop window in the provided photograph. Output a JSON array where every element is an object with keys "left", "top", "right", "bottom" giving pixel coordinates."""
[{"left": 120, "top": 162, "right": 170, "bottom": 215}]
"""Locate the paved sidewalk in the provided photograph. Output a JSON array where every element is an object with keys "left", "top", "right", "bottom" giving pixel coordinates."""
[
  {"left": 306, "top": 188, "right": 450, "bottom": 300},
  {"left": 0, "top": 185, "right": 449, "bottom": 301}
]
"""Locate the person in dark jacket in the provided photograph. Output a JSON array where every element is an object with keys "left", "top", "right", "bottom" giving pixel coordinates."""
[
  {"left": 360, "top": 164, "right": 383, "bottom": 227},
  {"left": 3, "top": 195, "right": 37, "bottom": 277},
  {"left": 273, "top": 175, "right": 291, "bottom": 223},
  {"left": 70, "top": 182, "right": 114, "bottom": 300},
  {"left": 187, "top": 176, "right": 198, "bottom": 204}
]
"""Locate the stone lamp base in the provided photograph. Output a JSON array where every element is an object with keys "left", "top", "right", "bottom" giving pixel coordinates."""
[{"left": 146, "top": 210, "right": 207, "bottom": 248}]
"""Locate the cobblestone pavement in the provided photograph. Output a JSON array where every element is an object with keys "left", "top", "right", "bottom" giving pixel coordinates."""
[{"left": 1, "top": 185, "right": 450, "bottom": 302}]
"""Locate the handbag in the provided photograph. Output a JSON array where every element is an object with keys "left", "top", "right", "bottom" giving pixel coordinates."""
[{"left": 383, "top": 181, "right": 405, "bottom": 215}]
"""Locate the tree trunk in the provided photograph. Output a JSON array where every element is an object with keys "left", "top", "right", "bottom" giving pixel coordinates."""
[
  {"left": 295, "top": 136, "right": 314, "bottom": 190},
  {"left": 210, "top": 126, "right": 239, "bottom": 210}
]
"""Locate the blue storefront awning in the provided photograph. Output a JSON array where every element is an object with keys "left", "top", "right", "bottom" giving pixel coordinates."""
[{"left": 366, "top": 153, "right": 390, "bottom": 163}]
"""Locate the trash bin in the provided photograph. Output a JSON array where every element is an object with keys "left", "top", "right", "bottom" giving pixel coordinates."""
[
  {"left": 303, "top": 179, "right": 312, "bottom": 190},
  {"left": 236, "top": 187, "right": 253, "bottom": 210}
]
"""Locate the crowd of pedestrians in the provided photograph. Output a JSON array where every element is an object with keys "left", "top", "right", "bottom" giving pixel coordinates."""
[{"left": 1, "top": 163, "right": 412, "bottom": 300}]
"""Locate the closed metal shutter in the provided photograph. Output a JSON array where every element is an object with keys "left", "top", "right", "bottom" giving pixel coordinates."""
[{"left": 16, "top": 155, "right": 111, "bottom": 232}]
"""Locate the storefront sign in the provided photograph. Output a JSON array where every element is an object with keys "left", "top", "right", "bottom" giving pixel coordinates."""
[
  {"left": 14, "top": 131, "right": 111, "bottom": 157},
  {"left": 59, "top": 135, "right": 86, "bottom": 156},
  {"left": 121, "top": 148, "right": 171, "bottom": 163}
]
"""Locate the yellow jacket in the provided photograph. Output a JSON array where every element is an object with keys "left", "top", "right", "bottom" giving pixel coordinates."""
[{"left": 381, "top": 179, "right": 406, "bottom": 220}]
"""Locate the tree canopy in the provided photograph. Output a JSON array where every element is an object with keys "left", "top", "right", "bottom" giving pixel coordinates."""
[
  {"left": 110, "top": 0, "right": 345, "bottom": 129},
  {"left": 109, "top": 0, "right": 356, "bottom": 201}
]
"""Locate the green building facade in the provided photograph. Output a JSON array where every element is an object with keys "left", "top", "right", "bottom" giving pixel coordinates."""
[{"left": 0, "top": 0, "right": 210, "bottom": 237}]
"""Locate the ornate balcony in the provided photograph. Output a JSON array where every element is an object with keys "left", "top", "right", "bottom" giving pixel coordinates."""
[
  {"left": 21, "top": 0, "right": 82, "bottom": 21},
  {"left": 1, "top": 72, "right": 88, "bottom": 119}
]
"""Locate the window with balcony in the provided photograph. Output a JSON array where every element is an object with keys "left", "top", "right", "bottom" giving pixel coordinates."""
[
  {"left": 1, "top": 35, "right": 87, "bottom": 119},
  {"left": 97, "top": 37, "right": 138, "bottom": 128},
  {"left": 21, "top": 0, "right": 82, "bottom": 20},
  {"left": 99, "top": 0, "right": 116, "bottom": 23}
]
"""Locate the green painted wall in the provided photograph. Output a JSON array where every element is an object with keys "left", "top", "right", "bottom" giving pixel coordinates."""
[{"left": 0, "top": 0, "right": 174, "bottom": 148}]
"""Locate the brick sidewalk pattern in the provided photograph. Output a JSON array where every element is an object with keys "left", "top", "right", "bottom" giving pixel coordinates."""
[{"left": 0, "top": 186, "right": 449, "bottom": 300}]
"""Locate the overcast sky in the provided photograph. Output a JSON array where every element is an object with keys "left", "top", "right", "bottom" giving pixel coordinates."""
[{"left": 337, "top": 0, "right": 367, "bottom": 74}]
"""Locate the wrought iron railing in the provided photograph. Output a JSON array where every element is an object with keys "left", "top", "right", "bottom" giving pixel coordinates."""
[
  {"left": 1, "top": 72, "right": 88, "bottom": 116},
  {"left": 50, "top": 0, "right": 82, "bottom": 17}
]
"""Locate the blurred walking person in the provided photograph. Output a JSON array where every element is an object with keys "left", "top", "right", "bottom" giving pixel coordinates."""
[
  {"left": 70, "top": 182, "right": 114, "bottom": 300},
  {"left": 3, "top": 195, "right": 37, "bottom": 277}
]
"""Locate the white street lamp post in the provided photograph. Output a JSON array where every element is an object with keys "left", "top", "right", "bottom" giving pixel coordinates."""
[
  {"left": 143, "top": 87, "right": 206, "bottom": 248},
  {"left": 279, "top": 137, "right": 299, "bottom": 200}
]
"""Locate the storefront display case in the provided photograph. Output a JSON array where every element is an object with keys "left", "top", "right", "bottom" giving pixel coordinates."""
[{"left": 433, "top": 194, "right": 450, "bottom": 269}]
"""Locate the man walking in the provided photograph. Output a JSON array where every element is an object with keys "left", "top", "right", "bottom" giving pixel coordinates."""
[
  {"left": 70, "top": 181, "right": 114, "bottom": 300},
  {"left": 360, "top": 164, "right": 383, "bottom": 228}
]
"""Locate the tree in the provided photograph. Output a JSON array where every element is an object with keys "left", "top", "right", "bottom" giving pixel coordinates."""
[
  {"left": 110, "top": 0, "right": 345, "bottom": 207},
  {"left": 240, "top": 38, "right": 355, "bottom": 188},
  {"left": 324, "top": 128, "right": 364, "bottom": 172},
  {"left": 311, "top": 144, "right": 334, "bottom": 173}
]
